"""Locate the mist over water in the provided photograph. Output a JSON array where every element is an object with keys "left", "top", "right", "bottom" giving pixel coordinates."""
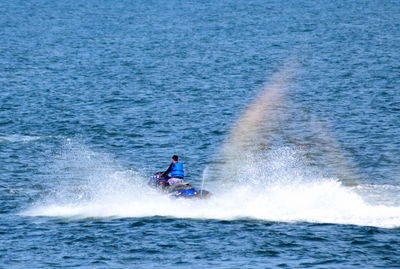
[{"left": 23, "top": 140, "right": 400, "bottom": 229}]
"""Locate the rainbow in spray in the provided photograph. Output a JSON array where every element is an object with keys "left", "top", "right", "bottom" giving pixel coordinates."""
[{"left": 23, "top": 63, "right": 400, "bottom": 229}]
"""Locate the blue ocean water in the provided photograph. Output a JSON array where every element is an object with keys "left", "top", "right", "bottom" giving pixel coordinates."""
[{"left": 1, "top": 0, "right": 400, "bottom": 268}]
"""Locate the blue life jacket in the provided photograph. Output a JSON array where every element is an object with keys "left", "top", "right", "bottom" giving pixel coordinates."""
[{"left": 170, "top": 162, "right": 184, "bottom": 178}]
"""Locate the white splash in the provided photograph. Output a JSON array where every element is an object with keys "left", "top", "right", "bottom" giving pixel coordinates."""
[{"left": 22, "top": 145, "right": 400, "bottom": 229}]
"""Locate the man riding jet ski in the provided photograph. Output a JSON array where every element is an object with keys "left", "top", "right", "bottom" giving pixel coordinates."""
[
  {"left": 161, "top": 155, "right": 185, "bottom": 185},
  {"left": 148, "top": 155, "right": 211, "bottom": 199}
]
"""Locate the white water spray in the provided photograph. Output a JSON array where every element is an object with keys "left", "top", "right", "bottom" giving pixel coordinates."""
[{"left": 22, "top": 143, "right": 400, "bottom": 228}]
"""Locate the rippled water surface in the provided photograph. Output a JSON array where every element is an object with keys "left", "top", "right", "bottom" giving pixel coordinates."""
[{"left": 1, "top": 0, "right": 400, "bottom": 268}]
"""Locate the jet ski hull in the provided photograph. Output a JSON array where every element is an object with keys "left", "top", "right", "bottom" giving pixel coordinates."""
[{"left": 148, "top": 175, "right": 211, "bottom": 199}]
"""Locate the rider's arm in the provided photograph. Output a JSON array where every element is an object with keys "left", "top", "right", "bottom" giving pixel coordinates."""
[{"left": 161, "top": 163, "right": 173, "bottom": 178}]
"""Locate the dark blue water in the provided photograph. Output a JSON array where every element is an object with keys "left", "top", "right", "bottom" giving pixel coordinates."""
[{"left": 1, "top": 0, "right": 400, "bottom": 268}]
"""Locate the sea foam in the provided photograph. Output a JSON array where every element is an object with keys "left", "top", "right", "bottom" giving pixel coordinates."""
[{"left": 22, "top": 144, "right": 400, "bottom": 229}]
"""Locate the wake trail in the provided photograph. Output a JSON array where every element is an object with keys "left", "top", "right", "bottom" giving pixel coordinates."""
[{"left": 21, "top": 143, "right": 400, "bottom": 229}]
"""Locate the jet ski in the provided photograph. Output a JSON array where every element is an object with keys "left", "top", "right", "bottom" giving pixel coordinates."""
[{"left": 148, "top": 172, "right": 211, "bottom": 199}]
